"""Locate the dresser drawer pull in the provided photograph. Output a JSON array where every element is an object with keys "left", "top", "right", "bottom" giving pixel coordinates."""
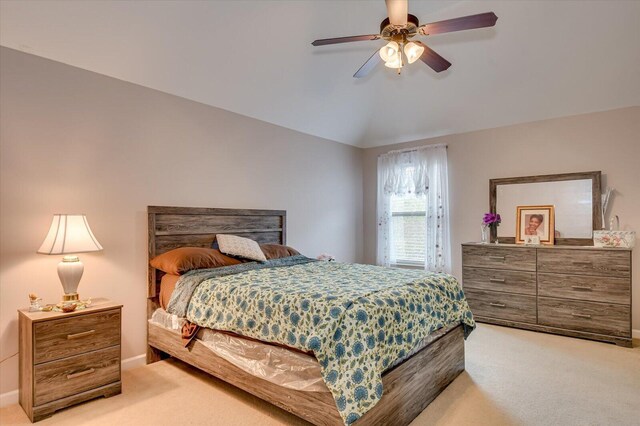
[
  {"left": 67, "top": 330, "right": 96, "bottom": 340},
  {"left": 571, "top": 313, "right": 592, "bottom": 319},
  {"left": 66, "top": 368, "right": 95, "bottom": 380},
  {"left": 489, "top": 302, "right": 506, "bottom": 308},
  {"left": 489, "top": 278, "right": 506, "bottom": 283},
  {"left": 571, "top": 285, "right": 593, "bottom": 291},
  {"left": 572, "top": 261, "right": 593, "bottom": 266},
  {"left": 488, "top": 256, "right": 506, "bottom": 261}
]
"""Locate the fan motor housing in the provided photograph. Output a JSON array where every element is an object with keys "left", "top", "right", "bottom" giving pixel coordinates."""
[{"left": 380, "top": 14, "right": 419, "bottom": 39}]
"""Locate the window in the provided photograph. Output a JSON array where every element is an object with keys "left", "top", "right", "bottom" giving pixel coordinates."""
[{"left": 390, "top": 194, "right": 426, "bottom": 266}]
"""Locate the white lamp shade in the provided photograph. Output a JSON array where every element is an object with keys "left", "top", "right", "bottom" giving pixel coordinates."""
[{"left": 37, "top": 214, "right": 103, "bottom": 255}]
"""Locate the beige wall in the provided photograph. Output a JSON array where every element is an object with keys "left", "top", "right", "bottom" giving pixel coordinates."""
[
  {"left": 0, "top": 47, "right": 363, "bottom": 395},
  {"left": 363, "top": 106, "right": 640, "bottom": 330}
]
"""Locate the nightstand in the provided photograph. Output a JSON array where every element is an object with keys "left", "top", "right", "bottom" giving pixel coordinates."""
[{"left": 18, "top": 298, "right": 122, "bottom": 422}]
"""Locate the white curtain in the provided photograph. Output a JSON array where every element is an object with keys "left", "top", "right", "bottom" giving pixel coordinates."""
[{"left": 376, "top": 144, "right": 451, "bottom": 273}]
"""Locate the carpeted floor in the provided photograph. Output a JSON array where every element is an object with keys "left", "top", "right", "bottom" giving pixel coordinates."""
[{"left": 2, "top": 324, "right": 638, "bottom": 426}]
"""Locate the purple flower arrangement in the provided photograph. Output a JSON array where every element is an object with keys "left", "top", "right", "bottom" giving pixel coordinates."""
[{"left": 483, "top": 213, "right": 501, "bottom": 227}]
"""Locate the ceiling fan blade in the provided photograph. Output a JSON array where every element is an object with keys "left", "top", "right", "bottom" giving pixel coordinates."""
[
  {"left": 385, "top": 0, "right": 408, "bottom": 27},
  {"left": 419, "top": 12, "right": 498, "bottom": 36},
  {"left": 311, "top": 34, "right": 380, "bottom": 46},
  {"left": 414, "top": 41, "right": 451, "bottom": 72},
  {"left": 354, "top": 50, "right": 382, "bottom": 78}
]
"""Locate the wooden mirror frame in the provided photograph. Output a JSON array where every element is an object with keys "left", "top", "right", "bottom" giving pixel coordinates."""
[{"left": 489, "top": 171, "right": 602, "bottom": 246}]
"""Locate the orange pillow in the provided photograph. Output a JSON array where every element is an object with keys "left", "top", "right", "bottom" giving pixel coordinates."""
[
  {"left": 150, "top": 247, "right": 242, "bottom": 275},
  {"left": 260, "top": 244, "right": 300, "bottom": 260}
]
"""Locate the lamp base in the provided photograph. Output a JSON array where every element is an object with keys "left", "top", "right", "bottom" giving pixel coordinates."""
[
  {"left": 62, "top": 293, "right": 80, "bottom": 302},
  {"left": 58, "top": 255, "right": 84, "bottom": 303}
]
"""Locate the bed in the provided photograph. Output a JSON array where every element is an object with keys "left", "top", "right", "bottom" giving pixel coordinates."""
[{"left": 146, "top": 206, "right": 471, "bottom": 425}]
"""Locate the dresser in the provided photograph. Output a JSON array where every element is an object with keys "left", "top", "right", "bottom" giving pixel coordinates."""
[
  {"left": 19, "top": 299, "right": 122, "bottom": 422},
  {"left": 462, "top": 243, "right": 632, "bottom": 347}
]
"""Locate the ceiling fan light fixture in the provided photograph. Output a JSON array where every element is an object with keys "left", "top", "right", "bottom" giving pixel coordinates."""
[
  {"left": 404, "top": 41, "right": 424, "bottom": 64},
  {"left": 384, "top": 52, "right": 402, "bottom": 69},
  {"left": 379, "top": 41, "right": 399, "bottom": 62}
]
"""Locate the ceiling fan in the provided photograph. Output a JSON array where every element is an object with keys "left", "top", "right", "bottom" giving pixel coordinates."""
[{"left": 311, "top": 0, "right": 497, "bottom": 78}]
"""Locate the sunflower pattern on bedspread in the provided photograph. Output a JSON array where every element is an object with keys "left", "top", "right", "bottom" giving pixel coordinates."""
[{"left": 182, "top": 258, "right": 475, "bottom": 425}]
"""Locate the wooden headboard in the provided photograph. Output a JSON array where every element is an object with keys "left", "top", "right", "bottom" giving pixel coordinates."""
[{"left": 147, "top": 206, "right": 286, "bottom": 300}]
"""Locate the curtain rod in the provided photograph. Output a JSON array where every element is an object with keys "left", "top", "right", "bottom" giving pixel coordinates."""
[{"left": 380, "top": 143, "right": 447, "bottom": 157}]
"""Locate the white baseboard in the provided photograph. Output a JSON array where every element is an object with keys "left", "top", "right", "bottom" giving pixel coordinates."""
[
  {"left": 633, "top": 329, "right": 640, "bottom": 340},
  {"left": 0, "top": 353, "right": 147, "bottom": 408},
  {"left": 0, "top": 389, "right": 18, "bottom": 408}
]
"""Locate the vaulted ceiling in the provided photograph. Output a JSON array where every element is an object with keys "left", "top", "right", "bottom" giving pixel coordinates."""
[{"left": 1, "top": 0, "right": 639, "bottom": 147}]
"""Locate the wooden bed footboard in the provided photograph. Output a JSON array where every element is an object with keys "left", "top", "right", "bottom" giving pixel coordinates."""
[{"left": 148, "top": 321, "right": 465, "bottom": 426}]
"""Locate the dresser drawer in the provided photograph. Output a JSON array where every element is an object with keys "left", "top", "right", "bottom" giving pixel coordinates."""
[
  {"left": 538, "top": 297, "right": 630, "bottom": 337},
  {"left": 538, "top": 273, "right": 630, "bottom": 305},
  {"left": 34, "top": 309, "right": 121, "bottom": 364},
  {"left": 33, "top": 345, "right": 120, "bottom": 406},
  {"left": 537, "top": 249, "right": 630, "bottom": 278},
  {"left": 463, "top": 267, "right": 536, "bottom": 295},
  {"left": 462, "top": 245, "right": 536, "bottom": 271},
  {"left": 465, "top": 289, "right": 536, "bottom": 324}
]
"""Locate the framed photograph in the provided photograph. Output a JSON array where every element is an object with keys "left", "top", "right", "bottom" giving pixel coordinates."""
[{"left": 515, "top": 205, "right": 555, "bottom": 245}]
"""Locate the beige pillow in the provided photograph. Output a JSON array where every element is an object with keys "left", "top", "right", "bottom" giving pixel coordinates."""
[{"left": 216, "top": 234, "right": 267, "bottom": 262}]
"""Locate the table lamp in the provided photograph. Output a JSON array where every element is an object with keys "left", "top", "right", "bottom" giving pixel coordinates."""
[{"left": 37, "top": 214, "right": 103, "bottom": 302}]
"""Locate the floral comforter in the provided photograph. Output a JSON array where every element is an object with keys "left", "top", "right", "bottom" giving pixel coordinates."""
[{"left": 167, "top": 255, "right": 475, "bottom": 425}]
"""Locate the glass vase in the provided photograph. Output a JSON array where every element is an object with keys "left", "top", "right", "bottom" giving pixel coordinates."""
[{"left": 481, "top": 225, "right": 489, "bottom": 244}]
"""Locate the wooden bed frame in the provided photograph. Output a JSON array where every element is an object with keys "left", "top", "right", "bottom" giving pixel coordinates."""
[{"left": 147, "top": 206, "right": 465, "bottom": 426}]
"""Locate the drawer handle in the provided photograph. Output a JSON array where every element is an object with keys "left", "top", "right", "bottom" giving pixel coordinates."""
[
  {"left": 571, "top": 285, "right": 593, "bottom": 291},
  {"left": 67, "top": 330, "right": 96, "bottom": 340},
  {"left": 571, "top": 313, "right": 592, "bottom": 319},
  {"left": 572, "top": 261, "right": 593, "bottom": 266},
  {"left": 489, "top": 302, "right": 506, "bottom": 308},
  {"left": 489, "top": 278, "right": 506, "bottom": 283},
  {"left": 488, "top": 256, "right": 506, "bottom": 261},
  {"left": 66, "top": 368, "right": 95, "bottom": 380}
]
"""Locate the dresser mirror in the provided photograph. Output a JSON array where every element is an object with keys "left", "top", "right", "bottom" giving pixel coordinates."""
[{"left": 490, "top": 171, "right": 602, "bottom": 245}]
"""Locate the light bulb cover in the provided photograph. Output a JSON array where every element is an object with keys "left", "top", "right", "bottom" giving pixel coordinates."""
[
  {"left": 404, "top": 41, "right": 425, "bottom": 64},
  {"left": 379, "top": 41, "right": 399, "bottom": 62}
]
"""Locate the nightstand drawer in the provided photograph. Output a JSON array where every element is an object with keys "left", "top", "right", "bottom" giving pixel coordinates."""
[
  {"left": 33, "top": 345, "right": 120, "bottom": 406},
  {"left": 462, "top": 245, "right": 536, "bottom": 271},
  {"left": 465, "top": 289, "right": 536, "bottom": 324},
  {"left": 463, "top": 267, "right": 536, "bottom": 295},
  {"left": 538, "top": 297, "right": 630, "bottom": 337},
  {"left": 34, "top": 309, "right": 121, "bottom": 364}
]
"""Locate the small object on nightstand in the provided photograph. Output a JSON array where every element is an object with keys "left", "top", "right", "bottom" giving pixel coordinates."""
[
  {"left": 61, "top": 303, "right": 77, "bottom": 313},
  {"left": 18, "top": 298, "right": 122, "bottom": 422},
  {"left": 28, "top": 293, "right": 42, "bottom": 312}
]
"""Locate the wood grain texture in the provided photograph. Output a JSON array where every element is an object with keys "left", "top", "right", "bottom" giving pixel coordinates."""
[
  {"left": 462, "top": 267, "right": 536, "bottom": 295},
  {"left": 18, "top": 312, "right": 33, "bottom": 422},
  {"left": 538, "top": 297, "right": 630, "bottom": 337},
  {"left": 34, "top": 346, "right": 121, "bottom": 406},
  {"left": 537, "top": 249, "right": 631, "bottom": 278},
  {"left": 538, "top": 273, "right": 630, "bottom": 305},
  {"left": 461, "top": 243, "right": 632, "bottom": 346},
  {"left": 34, "top": 310, "right": 121, "bottom": 364},
  {"left": 489, "top": 171, "right": 602, "bottom": 246},
  {"left": 465, "top": 289, "right": 537, "bottom": 324},
  {"left": 18, "top": 300, "right": 122, "bottom": 422},
  {"left": 148, "top": 322, "right": 464, "bottom": 426},
  {"left": 473, "top": 316, "right": 632, "bottom": 347},
  {"left": 32, "top": 382, "right": 121, "bottom": 422},
  {"left": 462, "top": 245, "right": 536, "bottom": 271},
  {"left": 147, "top": 206, "right": 286, "bottom": 299}
]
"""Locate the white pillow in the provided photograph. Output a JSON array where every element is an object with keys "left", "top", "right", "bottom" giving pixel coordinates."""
[{"left": 216, "top": 234, "right": 267, "bottom": 262}]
